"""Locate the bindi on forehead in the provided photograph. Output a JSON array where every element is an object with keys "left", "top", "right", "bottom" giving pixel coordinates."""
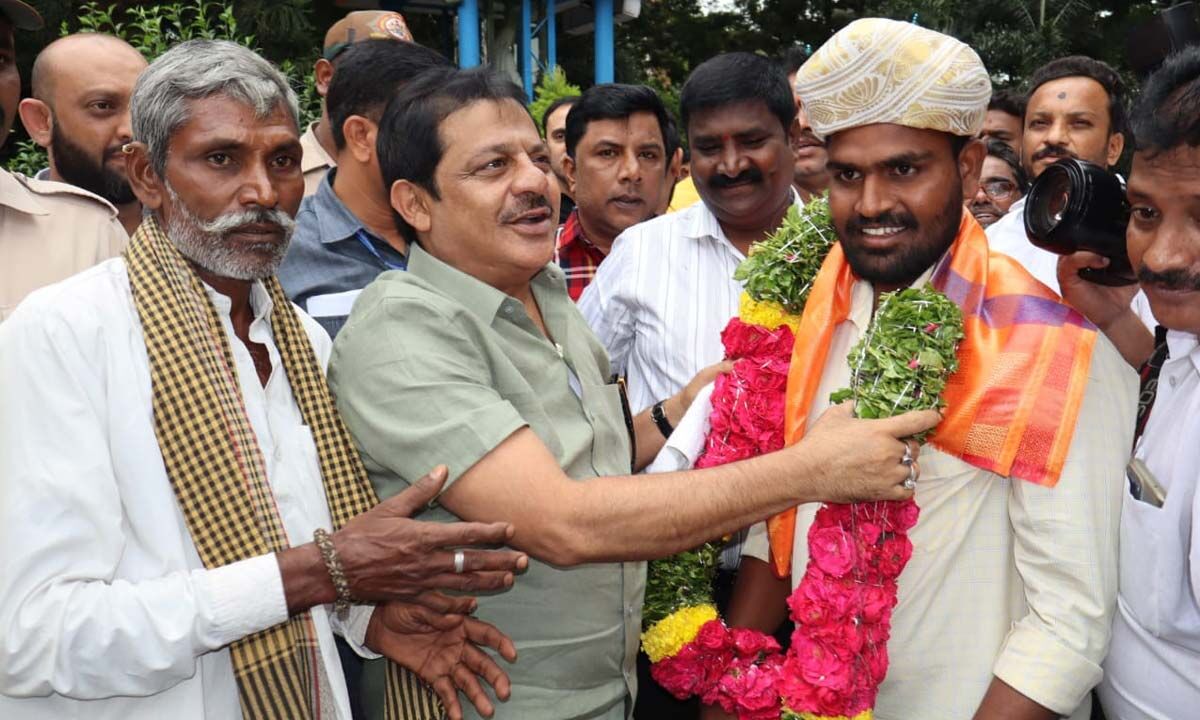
[{"left": 1058, "top": 92, "right": 1067, "bottom": 99}]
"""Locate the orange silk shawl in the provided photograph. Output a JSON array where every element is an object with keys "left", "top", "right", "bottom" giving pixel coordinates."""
[{"left": 767, "top": 213, "right": 1097, "bottom": 577}]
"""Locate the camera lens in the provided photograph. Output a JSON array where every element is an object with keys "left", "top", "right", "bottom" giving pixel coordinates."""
[
  {"left": 1023, "top": 158, "right": 1136, "bottom": 286},
  {"left": 1025, "top": 162, "right": 1079, "bottom": 254}
]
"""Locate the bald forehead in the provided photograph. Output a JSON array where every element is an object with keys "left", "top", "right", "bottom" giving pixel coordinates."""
[{"left": 33, "top": 34, "right": 146, "bottom": 100}]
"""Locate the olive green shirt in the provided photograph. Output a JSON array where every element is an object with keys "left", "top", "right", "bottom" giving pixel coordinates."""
[{"left": 328, "top": 244, "right": 643, "bottom": 720}]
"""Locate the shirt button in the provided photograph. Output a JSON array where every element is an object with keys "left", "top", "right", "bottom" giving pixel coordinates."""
[{"left": 1169, "top": 375, "right": 1178, "bottom": 388}]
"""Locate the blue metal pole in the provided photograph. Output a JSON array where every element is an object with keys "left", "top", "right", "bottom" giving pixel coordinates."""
[
  {"left": 546, "top": 0, "right": 557, "bottom": 71},
  {"left": 594, "top": 0, "right": 613, "bottom": 83},
  {"left": 457, "top": 0, "right": 480, "bottom": 68},
  {"left": 520, "top": 0, "right": 533, "bottom": 98}
]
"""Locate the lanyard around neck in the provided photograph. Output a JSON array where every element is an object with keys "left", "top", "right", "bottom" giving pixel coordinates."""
[{"left": 354, "top": 229, "right": 407, "bottom": 271}]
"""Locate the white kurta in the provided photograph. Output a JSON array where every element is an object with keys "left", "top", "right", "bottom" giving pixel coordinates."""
[
  {"left": 1098, "top": 330, "right": 1200, "bottom": 719},
  {"left": 0, "top": 259, "right": 373, "bottom": 720},
  {"left": 659, "top": 266, "right": 1136, "bottom": 719}
]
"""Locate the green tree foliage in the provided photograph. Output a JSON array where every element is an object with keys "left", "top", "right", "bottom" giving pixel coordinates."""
[
  {"left": 6, "top": 0, "right": 322, "bottom": 174},
  {"left": 528, "top": 66, "right": 583, "bottom": 133},
  {"left": 589, "top": 0, "right": 1168, "bottom": 105}
]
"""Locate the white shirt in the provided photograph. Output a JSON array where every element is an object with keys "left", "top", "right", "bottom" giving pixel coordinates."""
[
  {"left": 681, "top": 266, "right": 1135, "bottom": 719},
  {"left": 578, "top": 196, "right": 803, "bottom": 413},
  {"left": 985, "top": 197, "right": 1067, "bottom": 292},
  {"left": 0, "top": 259, "right": 373, "bottom": 720},
  {"left": 1098, "top": 330, "right": 1200, "bottom": 720}
]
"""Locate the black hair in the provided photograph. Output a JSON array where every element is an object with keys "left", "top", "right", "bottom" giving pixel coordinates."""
[
  {"left": 1026, "top": 55, "right": 1129, "bottom": 137},
  {"left": 326, "top": 39, "right": 450, "bottom": 151},
  {"left": 541, "top": 95, "right": 579, "bottom": 135},
  {"left": 376, "top": 66, "right": 528, "bottom": 245},
  {"left": 987, "top": 88, "right": 1026, "bottom": 119},
  {"left": 680, "top": 52, "right": 796, "bottom": 134},
  {"left": 984, "top": 138, "right": 1029, "bottom": 193},
  {"left": 779, "top": 45, "right": 809, "bottom": 77},
  {"left": 564, "top": 84, "right": 678, "bottom": 167},
  {"left": 1131, "top": 46, "right": 1200, "bottom": 158}
]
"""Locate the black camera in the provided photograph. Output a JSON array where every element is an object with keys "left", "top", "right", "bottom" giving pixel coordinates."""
[{"left": 1023, "top": 158, "right": 1136, "bottom": 287}]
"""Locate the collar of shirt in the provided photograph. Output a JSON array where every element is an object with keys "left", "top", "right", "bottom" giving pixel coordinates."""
[
  {"left": 312, "top": 170, "right": 376, "bottom": 246},
  {"left": 1166, "top": 329, "right": 1200, "bottom": 376},
  {"left": 407, "top": 243, "right": 566, "bottom": 325},
  {"left": 203, "top": 276, "right": 276, "bottom": 329},
  {"left": 300, "top": 122, "right": 335, "bottom": 174},
  {"left": 0, "top": 169, "right": 47, "bottom": 215},
  {"left": 679, "top": 189, "right": 802, "bottom": 256},
  {"left": 556, "top": 209, "right": 605, "bottom": 255}
]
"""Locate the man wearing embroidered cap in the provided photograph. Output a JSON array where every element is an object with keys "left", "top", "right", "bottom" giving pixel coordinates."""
[
  {"left": 300, "top": 10, "right": 414, "bottom": 196},
  {"left": 716, "top": 18, "right": 1136, "bottom": 720}
]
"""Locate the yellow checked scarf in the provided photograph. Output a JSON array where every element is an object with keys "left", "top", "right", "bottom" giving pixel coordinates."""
[{"left": 125, "top": 216, "right": 439, "bottom": 720}]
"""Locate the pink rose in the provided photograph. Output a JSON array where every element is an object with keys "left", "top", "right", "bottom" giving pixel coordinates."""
[
  {"left": 883, "top": 498, "right": 920, "bottom": 531},
  {"left": 865, "top": 643, "right": 890, "bottom": 684},
  {"left": 807, "top": 619, "right": 864, "bottom": 659},
  {"left": 808, "top": 526, "right": 858, "bottom": 578},
  {"left": 877, "top": 535, "right": 913, "bottom": 577},
  {"left": 777, "top": 656, "right": 818, "bottom": 711},
  {"left": 728, "top": 663, "right": 783, "bottom": 719},
  {"left": 650, "top": 650, "right": 702, "bottom": 699},
  {"left": 792, "top": 635, "right": 853, "bottom": 693},
  {"left": 859, "top": 582, "right": 897, "bottom": 624},
  {"left": 731, "top": 627, "right": 781, "bottom": 659},
  {"left": 694, "top": 619, "right": 731, "bottom": 652},
  {"left": 856, "top": 520, "right": 882, "bottom": 546}
]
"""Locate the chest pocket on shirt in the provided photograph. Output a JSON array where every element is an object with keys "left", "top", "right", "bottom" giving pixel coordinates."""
[
  {"left": 1119, "top": 480, "right": 1200, "bottom": 652},
  {"left": 581, "top": 383, "right": 632, "bottom": 475}
]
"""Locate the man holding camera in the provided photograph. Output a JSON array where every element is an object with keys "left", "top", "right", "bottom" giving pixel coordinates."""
[
  {"left": 1058, "top": 48, "right": 1200, "bottom": 719},
  {"left": 986, "top": 56, "right": 1128, "bottom": 295}
]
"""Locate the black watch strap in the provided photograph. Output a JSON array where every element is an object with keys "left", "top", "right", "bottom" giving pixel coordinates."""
[{"left": 651, "top": 400, "right": 675, "bottom": 439}]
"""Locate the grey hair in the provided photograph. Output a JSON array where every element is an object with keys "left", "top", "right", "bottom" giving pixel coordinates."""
[{"left": 131, "top": 39, "right": 299, "bottom": 176}]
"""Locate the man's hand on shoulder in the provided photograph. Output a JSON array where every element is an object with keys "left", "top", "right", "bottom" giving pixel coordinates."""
[{"left": 365, "top": 598, "right": 516, "bottom": 720}]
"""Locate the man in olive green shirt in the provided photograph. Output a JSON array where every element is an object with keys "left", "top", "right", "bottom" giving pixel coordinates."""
[{"left": 328, "top": 67, "right": 939, "bottom": 719}]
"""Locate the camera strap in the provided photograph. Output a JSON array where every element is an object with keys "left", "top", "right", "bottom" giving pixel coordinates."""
[{"left": 1134, "top": 325, "right": 1171, "bottom": 445}]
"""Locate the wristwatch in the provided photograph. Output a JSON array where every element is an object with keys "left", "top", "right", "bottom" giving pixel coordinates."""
[{"left": 651, "top": 400, "right": 674, "bottom": 439}]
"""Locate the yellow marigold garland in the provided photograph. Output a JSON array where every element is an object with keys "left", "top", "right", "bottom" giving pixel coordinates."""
[{"left": 641, "top": 603, "right": 719, "bottom": 663}]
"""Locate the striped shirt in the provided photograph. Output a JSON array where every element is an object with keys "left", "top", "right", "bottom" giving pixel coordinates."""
[{"left": 578, "top": 196, "right": 802, "bottom": 414}]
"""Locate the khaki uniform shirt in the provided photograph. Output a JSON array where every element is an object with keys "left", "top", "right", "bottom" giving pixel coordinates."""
[
  {"left": 0, "top": 170, "right": 127, "bottom": 321},
  {"left": 300, "top": 122, "right": 335, "bottom": 197},
  {"left": 329, "top": 244, "right": 642, "bottom": 720},
  {"left": 743, "top": 268, "right": 1137, "bottom": 720}
]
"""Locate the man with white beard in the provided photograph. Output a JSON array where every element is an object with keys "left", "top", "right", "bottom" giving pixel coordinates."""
[{"left": 0, "top": 39, "right": 528, "bottom": 720}]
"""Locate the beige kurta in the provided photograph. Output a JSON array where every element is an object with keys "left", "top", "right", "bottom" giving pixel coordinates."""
[
  {"left": 299, "top": 121, "right": 335, "bottom": 197},
  {"left": 0, "top": 170, "right": 126, "bottom": 321},
  {"left": 743, "top": 268, "right": 1138, "bottom": 720}
]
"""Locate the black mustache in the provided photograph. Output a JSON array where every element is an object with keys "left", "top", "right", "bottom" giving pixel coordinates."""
[
  {"left": 1033, "top": 144, "right": 1076, "bottom": 163},
  {"left": 1139, "top": 266, "right": 1200, "bottom": 293},
  {"left": 498, "top": 193, "right": 552, "bottom": 223},
  {"left": 708, "top": 168, "right": 764, "bottom": 189},
  {"left": 847, "top": 212, "right": 918, "bottom": 233}
]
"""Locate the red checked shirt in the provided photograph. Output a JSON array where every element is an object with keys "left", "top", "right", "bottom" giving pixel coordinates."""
[{"left": 554, "top": 209, "right": 609, "bottom": 302}]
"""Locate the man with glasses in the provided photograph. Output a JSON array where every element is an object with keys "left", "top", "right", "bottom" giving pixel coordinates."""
[{"left": 969, "top": 139, "right": 1028, "bottom": 228}]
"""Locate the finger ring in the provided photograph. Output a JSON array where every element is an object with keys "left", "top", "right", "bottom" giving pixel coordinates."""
[
  {"left": 453, "top": 550, "right": 465, "bottom": 574},
  {"left": 902, "top": 462, "right": 917, "bottom": 490},
  {"left": 901, "top": 442, "right": 914, "bottom": 466}
]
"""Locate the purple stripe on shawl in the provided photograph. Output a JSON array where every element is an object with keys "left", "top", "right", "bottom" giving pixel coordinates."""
[{"left": 931, "top": 263, "right": 1095, "bottom": 330}]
